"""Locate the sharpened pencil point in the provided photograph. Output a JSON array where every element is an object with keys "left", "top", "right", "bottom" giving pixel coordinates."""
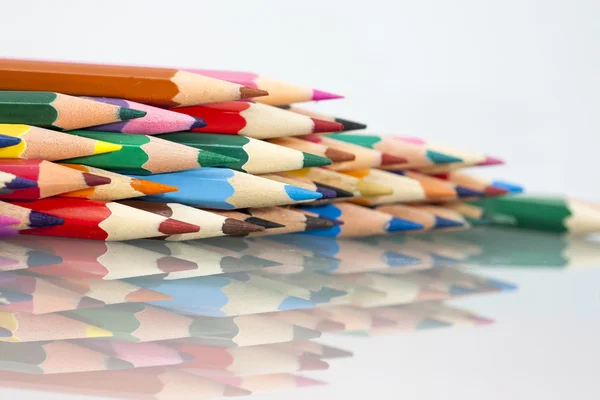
[
  {"left": 311, "top": 215, "right": 344, "bottom": 226},
  {"left": 355, "top": 180, "right": 394, "bottom": 196},
  {"left": 434, "top": 216, "right": 466, "bottom": 229},
  {"left": 478, "top": 155, "right": 504, "bottom": 166},
  {"left": 191, "top": 117, "right": 208, "bottom": 129},
  {"left": 302, "top": 152, "right": 332, "bottom": 167},
  {"left": 490, "top": 180, "right": 524, "bottom": 193},
  {"left": 311, "top": 118, "right": 344, "bottom": 133},
  {"left": 245, "top": 216, "right": 285, "bottom": 229},
  {"left": 387, "top": 217, "right": 424, "bottom": 232},
  {"left": 198, "top": 150, "right": 241, "bottom": 167},
  {"left": 293, "top": 325, "right": 322, "bottom": 340},
  {"left": 29, "top": 210, "right": 64, "bottom": 228},
  {"left": 381, "top": 153, "right": 408, "bottom": 165},
  {"left": 455, "top": 186, "right": 485, "bottom": 198},
  {"left": 299, "top": 354, "right": 330, "bottom": 371},
  {"left": 325, "top": 147, "right": 356, "bottom": 162},
  {"left": 316, "top": 183, "right": 353, "bottom": 198},
  {"left": 223, "top": 386, "right": 253, "bottom": 397},
  {"left": 82, "top": 173, "right": 112, "bottom": 187},
  {"left": 473, "top": 316, "right": 495, "bottom": 326},
  {"left": 222, "top": 218, "right": 265, "bottom": 235},
  {"left": 427, "top": 150, "right": 463, "bottom": 164},
  {"left": 160, "top": 218, "right": 201, "bottom": 235},
  {"left": 305, "top": 216, "right": 335, "bottom": 230},
  {"left": 312, "top": 89, "right": 344, "bottom": 101},
  {"left": 118, "top": 107, "right": 147, "bottom": 121},
  {"left": 130, "top": 179, "right": 179, "bottom": 196},
  {"left": 485, "top": 278, "right": 518, "bottom": 292},
  {"left": 93, "top": 141, "right": 123, "bottom": 155},
  {"left": 5, "top": 176, "right": 37, "bottom": 190},
  {"left": 0, "top": 134, "right": 21, "bottom": 149},
  {"left": 284, "top": 185, "right": 323, "bottom": 202},
  {"left": 335, "top": 117, "right": 367, "bottom": 131},
  {"left": 239, "top": 86, "right": 269, "bottom": 99},
  {"left": 484, "top": 186, "right": 510, "bottom": 196},
  {"left": 315, "top": 185, "right": 337, "bottom": 199},
  {"left": 322, "top": 346, "right": 354, "bottom": 359}
]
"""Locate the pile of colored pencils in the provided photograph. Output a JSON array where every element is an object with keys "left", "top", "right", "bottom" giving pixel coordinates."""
[{"left": 0, "top": 57, "right": 595, "bottom": 398}]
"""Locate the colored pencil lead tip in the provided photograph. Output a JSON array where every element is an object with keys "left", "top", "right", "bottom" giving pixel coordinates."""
[
  {"left": 325, "top": 147, "right": 356, "bottom": 162},
  {"left": 455, "top": 186, "right": 485, "bottom": 198},
  {"left": 322, "top": 346, "right": 354, "bottom": 359},
  {"left": 93, "top": 141, "right": 123, "bottom": 155},
  {"left": 296, "top": 376, "right": 327, "bottom": 387},
  {"left": 381, "top": 153, "right": 409, "bottom": 165},
  {"left": 222, "top": 218, "right": 265, "bottom": 235},
  {"left": 311, "top": 118, "right": 344, "bottom": 133},
  {"left": 223, "top": 386, "right": 253, "bottom": 397},
  {"left": 106, "top": 357, "right": 135, "bottom": 370},
  {"left": 473, "top": 316, "right": 495, "bottom": 326},
  {"left": 198, "top": 150, "right": 242, "bottom": 167},
  {"left": 293, "top": 325, "right": 322, "bottom": 340},
  {"left": 478, "top": 155, "right": 504, "bottom": 166},
  {"left": 27, "top": 251, "right": 63, "bottom": 267},
  {"left": 160, "top": 218, "right": 201, "bottom": 235},
  {"left": 387, "top": 217, "right": 425, "bottom": 232},
  {"left": 484, "top": 185, "right": 510, "bottom": 196},
  {"left": 118, "top": 107, "right": 147, "bottom": 121},
  {"left": 314, "top": 216, "right": 344, "bottom": 226},
  {"left": 333, "top": 118, "right": 367, "bottom": 132},
  {"left": 316, "top": 183, "right": 353, "bottom": 198},
  {"left": 356, "top": 180, "right": 394, "bottom": 196},
  {"left": 426, "top": 150, "right": 463, "bottom": 164},
  {"left": 303, "top": 152, "right": 333, "bottom": 167},
  {"left": 157, "top": 256, "right": 198, "bottom": 272},
  {"left": 486, "top": 278, "right": 518, "bottom": 292},
  {"left": 78, "top": 296, "right": 106, "bottom": 309},
  {"left": 85, "top": 324, "right": 114, "bottom": 338},
  {"left": 305, "top": 215, "right": 336, "bottom": 230},
  {"left": 299, "top": 354, "right": 330, "bottom": 371},
  {"left": 434, "top": 216, "right": 466, "bottom": 229},
  {"left": 239, "top": 86, "right": 269, "bottom": 99},
  {"left": 29, "top": 210, "right": 65, "bottom": 228},
  {"left": 0, "top": 216, "right": 20, "bottom": 227},
  {"left": 6, "top": 176, "right": 38, "bottom": 190},
  {"left": 284, "top": 185, "right": 323, "bottom": 202},
  {"left": 130, "top": 179, "right": 179, "bottom": 196},
  {"left": 190, "top": 117, "right": 208, "bottom": 129},
  {"left": 315, "top": 185, "right": 337, "bottom": 199},
  {"left": 0, "top": 134, "right": 21, "bottom": 149},
  {"left": 245, "top": 216, "right": 285, "bottom": 229},
  {"left": 0, "top": 327, "right": 11, "bottom": 338},
  {"left": 82, "top": 173, "right": 112, "bottom": 187},
  {"left": 312, "top": 89, "right": 344, "bottom": 101},
  {"left": 491, "top": 180, "right": 524, "bottom": 193}
]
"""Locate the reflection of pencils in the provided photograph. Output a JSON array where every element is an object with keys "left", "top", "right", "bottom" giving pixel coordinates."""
[
  {"left": 64, "top": 130, "right": 238, "bottom": 175},
  {"left": 172, "top": 101, "right": 343, "bottom": 139},
  {"left": 0, "top": 241, "right": 63, "bottom": 272},
  {"left": 160, "top": 132, "right": 331, "bottom": 174},
  {"left": 0, "top": 58, "right": 266, "bottom": 107},
  {"left": 0, "top": 91, "right": 146, "bottom": 130},
  {"left": 210, "top": 373, "right": 326, "bottom": 393},
  {"left": 12, "top": 198, "right": 200, "bottom": 240}
]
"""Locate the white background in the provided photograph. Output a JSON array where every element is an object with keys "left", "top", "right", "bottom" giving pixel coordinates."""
[{"left": 1, "top": 0, "right": 600, "bottom": 399}]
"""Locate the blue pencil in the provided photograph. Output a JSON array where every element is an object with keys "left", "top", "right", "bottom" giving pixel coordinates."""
[
  {"left": 0, "top": 134, "right": 21, "bottom": 149},
  {"left": 127, "top": 273, "right": 316, "bottom": 317},
  {"left": 0, "top": 171, "right": 38, "bottom": 194},
  {"left": 130, "top": 168, "right": 322, "bottom": 209}
]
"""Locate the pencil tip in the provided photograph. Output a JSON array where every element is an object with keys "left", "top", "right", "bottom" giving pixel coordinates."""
[
  {"left": 130, "top": 179, "right": 179, "bottom": 196},
  {"left": 93, "top": 141, "right": 123, "bottom": 155},
  {"left": 312, "top": 89, "right": 344, "bottom": 101},
  {"left": 244, "top": 216, "right": 285, "bottom": 229},
  {"left": 490, "top": 180, "right": 524, "bottom": 194},
  {"left": 78, "top": 296, "right": 106, "bottom": 309},
  {"left": 198, "top": 150, "right": 241, "bottom": 167},
  {"left": 325, "top": 147, "right": 356, "bottom": 162},
  {"left": 0, "top": 134, "right": 21, "bottom": 149},
  {"left": 190, "top": 117, "right": 208, "bottom": 129},
  {"left": 427, "top": 150, "right": 463, "bottom": 164},
  {"left": 239, "top": 86, "right": 269, "bottom": 99},
  {"left": 118, "top": 107, "right": 147, "bottom": 121},
  {"left": 455, "top": 186, "right": 485, "bottom": 198},
  {"left": 311, "top": 118, "right": 344, "bottom": 133},
  {"left": 29, "top": 210, "right": 64, "bottom": 228},
  {"left": 303, "top": 152, "right": 332, "bottom": 168},
  {"left": 322, "top": 346, "right": 354, "bottom": 359},
  {"left": 299, "top": 354, "right": 330, "bottom": 371},
  {"left": 305, "top": 216, "right": 335, "bottom": 230},
  {"left": 157, "top": 256, "right": 198, "bottom": 273},
  {"left": 316, "top": 183, "right": 353, "bottom": 198},
  {"left": 83, "top": 173, "right": 112, "bottom": 187},
  {"left": 315, "top": 185, "right": 337, "bottom": 199},
  {"left": 478, "top": 155, "right": 504, "bottom": 166},
  {"left": 160, "top": 218, "right": 201, "bottom": 235},
  {"left": 6, "top": 176, "right": 38, "bottom": 190},
  {"left": 484, "top": 186, "right": 510, "bottom": 196},
  {"left": 284, "top": 185, "right": 323, "bottom": 202},
  {"left": 387, "top": 217, "right": 424, "bottom": 232},
  {"left": 434, "top": 216, "right": 466, "bottom": 229},
  {"left": 126, "top": 288, "right": 171, "bottom": 302},
  {"left": 381, "top": 153, "right": 408, "bottom": 165},
  {"left": 335, "top": 117, "right": 367, "bottom": 131},
  {"left": 222, "top": 218, "right": 265, "bottom": 235}
]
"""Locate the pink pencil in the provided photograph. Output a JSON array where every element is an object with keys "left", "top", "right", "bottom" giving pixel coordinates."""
[
  {"left": 187, "top": 69, "right": 343, "bottom": 106},
  {"left": 0, "top": 215, "right": 20, "bottom": 226},
  {"left": 0, "top": 227, "right": 18, "bottom": 237}
]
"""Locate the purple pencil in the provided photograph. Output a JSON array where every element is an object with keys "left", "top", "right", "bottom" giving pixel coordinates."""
[
  {"left": 84, "top": 97, "right": 207, "bottom": 135},
  {"left": 0, "top": 227, "right": 18, "bottom": 237},
  {"left": 0, "top": 216, "right": 20, "bottom": 226}
]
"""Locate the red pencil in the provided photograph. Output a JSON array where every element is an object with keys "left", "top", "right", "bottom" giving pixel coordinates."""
[
  {"left": 171, "top": 101, "right": 343, "bottom": 139},
  {"left": 10, "top": 198, "right": 201, "bottom": 241}
]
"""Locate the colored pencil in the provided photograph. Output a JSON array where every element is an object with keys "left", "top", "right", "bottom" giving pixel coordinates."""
[
  {"left": 431, "top": 171, "right": 518, "bottom": 197},
  {"left": 0, "top": 215, "right": 20, "bottom": 226},
  {"left": 211, "top": 210, "right": 286, "bottom": 230},
  {"left": 0, "top": 241, "right": 63, "bottom": 272},
  {"left": 327, "top": 133, "right": 465, "bottom": 169},
  {"left": 277, "top": 105, "right": 366, "bottom": 131},
  {"left": 302, "top": 135, "right": 406, "bottom": 170},
  {"left": 407, "top": 204, "right": 470, "bottom": 230},
  {"left": 439, "top": 201, "right": 488, "bottom": 222},
  {"left": 0, "top": 134, "right": 20, "bottom": 148},
  {"left": 0, "top": 310, "right": 111, "bottom": 342},
  {"left": 120, "top": 200, "right": 264, "bottom": 240},
  {"left": 63, "top": 130, "right": 238, "bottom": 175},
  {"left": 0, "top": 200, "right": 64, "bottom": 230},
  {"left": 172, "top": 101, "right": 343, "bottom": 139},
  {"left": 269, "top": 341, "right": 353, "bottom": 359},
  {"left": 209, "top": 373, "right": 326, "bottom": 393},
  {"left": 0, "top": 368, "right": 251, "bottom": 398},
  {"left": 133, "top": 168, "right": 322, "bottom": 209},
  {"left": 0, "top": 341, "right": 134, "bottom": 374},
  {"left": 129, "top": 275, "right": 315, "bottom": 317},
  {"left": 374, "top": 204, "right": 467, "bottom": 230},
  {"left": 59, "top": 164, "right": 178, "bottom": 201},
  {"left": 11, "top": 198, "right": 201, "bottom": 241},
  {"left": 0, "top": 170, "right": 38, "bottom": 195},
  {"left": 0, "top": 91, "right": 146, "bottom": 130},
  {"left": 241, "top": 206, "right": 337, "bottom": 236},
  {"left": 343, "top": 169, "right": 457, "bottom": 206},
  {"left": 0, "top": 227, "right": 18, "bottom": 237},
  {"left": 160, "top": 132, "right": 332, "bottom": 174},
  {"left": 189, "top": 69, "right": 342, "bottom": 105},
  {"left": 471, "top": 195, "right": 600, "bottom": 234},
  {"left": 283, "top": 168, "right": 393, "bottom": 197},
  {"left": 77, "top": 340, "right": 192, "bottom": 369},
  {"left": 174, "top": 344, "right": 329, "bottom": 376},
  {"left": 85, "top": 96, "right": 207, "bottom": 134},
  {"left": 269, "top": 136, "right": 356, "bottom": 163},
  {"left": 0, "top": 160, "right": 111, "bottom": 200},
  {"left": 0, "top": 58, "right": 267, "bottom": 107},
  {"left": 0, "top": 124, "right": 121, "bottom": 160},
  {"left": 298, "top": 203, "right": 424, "bottom": 237},
  {"left": 260, "top": 174, "right": 345, "bottom": 200},
  {"left": 11, "top": 237, "right": 195, "bottom": 280}
]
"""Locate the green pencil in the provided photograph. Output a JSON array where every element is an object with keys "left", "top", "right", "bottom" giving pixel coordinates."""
[
  {"left": 62, "top": 130, "right": 238, "bottom": 175},
  {"left": 159, "top": 133, "right": 331, "bottom": 174}
]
